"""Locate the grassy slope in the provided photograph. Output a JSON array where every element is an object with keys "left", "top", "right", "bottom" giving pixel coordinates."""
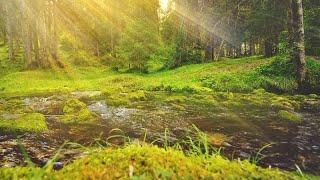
[
  {"left": 0, "top": 56, "right": 272, "bottom": 97},
  {"left": 0, "top": 145, "right": 313, "bottom": 180},
  {"left": 0, "top": 51, "right": 319, "bottom": 179}
]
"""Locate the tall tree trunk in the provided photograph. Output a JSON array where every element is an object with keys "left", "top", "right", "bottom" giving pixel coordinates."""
[
  {"left": 291, "top": 0, "right": 306, "bottom": 92},
  {"left": 205, "top": 34, "right": 214, "bottom": 61},
  {"left": 4, "top": 3, "right": 14, "bottom": 61},
  {"left": 264, "top": 39, "right": 273, "bottom": 57},
  {"left": 249, "top": 39, "right": 255, "bottom": 56}
]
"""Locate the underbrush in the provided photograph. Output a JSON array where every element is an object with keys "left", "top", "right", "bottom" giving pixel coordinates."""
[
  {"left": 257, "top": 56, "right": 320, "bottom": 94},
  {"left": 201, "top": 56, "right": 319, "bottom": 94},
  {"left": 0, "top": 45, "right": 23, "bottom": 77}
]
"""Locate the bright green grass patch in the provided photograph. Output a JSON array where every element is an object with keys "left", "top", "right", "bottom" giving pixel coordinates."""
[
  {"left": 0, "top": 145, "right": 313, "bottom": 179},
  {"left": 0, "top": 56, "right": 271, "bottom": 97},
  {"left": 0, "top": 113, "right": 47, "bottom": 133},
  {"left": 0, "top": 54, "right": 318, "bottom": 97},
  {"left": 278, "top": 110, "right": 302, "bottom": 123}
]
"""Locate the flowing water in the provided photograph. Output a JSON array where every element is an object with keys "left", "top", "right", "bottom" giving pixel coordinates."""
[{"left": 0, "top": 92, "right": 319, "bottom": 175}]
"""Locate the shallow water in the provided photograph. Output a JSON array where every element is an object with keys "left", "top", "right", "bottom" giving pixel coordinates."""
[{"left": 0, "top": 92, "right": 319, "bottom": 175}]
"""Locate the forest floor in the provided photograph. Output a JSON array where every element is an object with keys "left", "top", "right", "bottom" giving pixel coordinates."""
[{"left": 0, "top": 48, "right": 320, "bottom": 179}]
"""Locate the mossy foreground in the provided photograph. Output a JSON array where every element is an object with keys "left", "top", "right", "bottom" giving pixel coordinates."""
[
  {"left": 0, "top": 113, "right": 47, "bottom": 133},
  {"left": 0, "top": 145, "right": 315, "bottom": 180}
]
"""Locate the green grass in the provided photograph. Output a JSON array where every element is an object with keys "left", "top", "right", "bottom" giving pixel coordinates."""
[
  {"left": 2, "top": 53, "right": 318, "bottom": 97},
  {"left": 0, "top": 56, "right": 274, "bottom": 97},
  {"left": 0, "top": 51, "right": 319, "bottom": 179},
  {"left": 0, "top": 145, "right": 313, "bottom": 180}
]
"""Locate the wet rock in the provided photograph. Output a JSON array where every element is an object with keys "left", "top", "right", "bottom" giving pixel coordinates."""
[
  {"left": 222, "top": 142, "right": 233, "bottom": 147},
  {"left": 312, "top": 146, "right": 319, "bottom": 150},
  {"left": 24, "top": 97, "right": 63, "bottom": 115},
  {"left": 239, "top": 151, "right": 250, "bottom": 158},
  {"left": 88, "top": 101, "right": 108, "bottom": 114}
]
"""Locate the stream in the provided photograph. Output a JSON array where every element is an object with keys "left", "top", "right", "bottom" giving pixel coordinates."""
[{"left": 0, "top": 91, "right": 319, "bottom": 175}]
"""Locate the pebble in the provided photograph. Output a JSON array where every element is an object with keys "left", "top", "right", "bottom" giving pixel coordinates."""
[
  {"left": 239, "top": 151, "right": 250, "bottom": 158},
  {"left": 53, "top": 162, "right": 64, "bottom": 170}
]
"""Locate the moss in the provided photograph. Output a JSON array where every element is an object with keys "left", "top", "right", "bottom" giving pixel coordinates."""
[
  {"left": 0, "top": 145, "right": 312, "bottom": 179},
  {"left": 215, "top": 92, "right": 234, "bottom": 101},
  {"left": 128, "top": 90, "right": 149, "bottom": 101},
  {"left": 170, "top": 103, "right": 186, "bottom": 111},
  {"left": 63, "top": 99, "right": 87, "bottom": 114},
  {"left": 0, "top": 113, "right": 47, "bottom": 133},
  {"left": 278, "top": 110, "right": 301, "bottom": 123},
  {"left": 271, "top": 97, "right": 297, "bottom": 111},
  {"left": 104, "top": 90, "right": 152, "bottom": 106},
  {"left": 1, "top": 99, "right": 34, "bottom": 114},
  {"left": 207, "top": 133, "right": 230, "bottom": 146},
  {"left": 61, "top": 99, "right": 95, "bottom": 123},
  {"left": 308, "top": 94, "right": 318, "bottom": 99},
  {"left": 164, "top": 95, "right": 187, "bottom": 103}
]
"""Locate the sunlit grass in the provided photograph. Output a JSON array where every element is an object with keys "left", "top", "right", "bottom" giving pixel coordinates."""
[{"left": 0, "top": 55, "right": 271, "bottom": 97}]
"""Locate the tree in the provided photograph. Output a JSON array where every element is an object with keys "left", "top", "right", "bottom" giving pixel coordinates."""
[
  {"left": 116, "top": 0, "right": 160, "bottom": 72},
  {"left": 290, "top": 0, "right": 307, "bottom": 92}
]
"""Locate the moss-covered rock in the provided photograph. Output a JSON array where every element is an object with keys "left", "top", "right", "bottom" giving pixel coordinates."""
[
  {"left": 63, "top": 99, "right": 87, "bottom": 114},
  {"left": 0, "top": 113, "right": 47, "bottom": 133},
  {"left": 308, "top": 94, "right": 318, "bottom": 99},
  {"left": 271, "top": 97, "right": 298, "bottom": 111},
  {"left": 207, "top": 133, "right": 230, "bottom": 146},
  {"left": 61, "top": 99, "right": 95, "bottom": 123},
  {"left": 0, "top": 145, "right": 313, "bottom": 179},
  {"left": 277, "top": 110, "right": 301, "bottom": 123}
]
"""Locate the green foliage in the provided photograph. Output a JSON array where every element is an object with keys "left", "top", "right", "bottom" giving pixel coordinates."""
[
  {"left": 306, "top": 58, "right": 320, "bottom": 92},
  {"left": 117, "top": 19, "right": 159, "bottom": 72},
  {"left": 304, "top": 2, "right": 320, "bottom": 56},
  {"left": 161, "top": 15, "right": 203, "bottom": 69},
  {"left": 257, "top": 56, "right": 320, "bottom": 93},
  {"left": 0, "top": 45, "right": 23, "bottom": 77},
  {"left": 0, "top": 113, "right": 47, "bottom": 133},
  {"left": 257, "top": 57, "right": 295, "bottom": 77},
  {"left": 68, "top": 50, "right": 100, "bottom": 67}
]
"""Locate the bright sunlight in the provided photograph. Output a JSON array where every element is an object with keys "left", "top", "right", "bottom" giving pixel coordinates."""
[{"left": 160, "top": 0, "right": 169, "bottom": 11}]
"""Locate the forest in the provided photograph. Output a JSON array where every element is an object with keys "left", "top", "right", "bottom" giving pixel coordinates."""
[{"left": 0, "top": 0, "right": 319, "bottom": 179}]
